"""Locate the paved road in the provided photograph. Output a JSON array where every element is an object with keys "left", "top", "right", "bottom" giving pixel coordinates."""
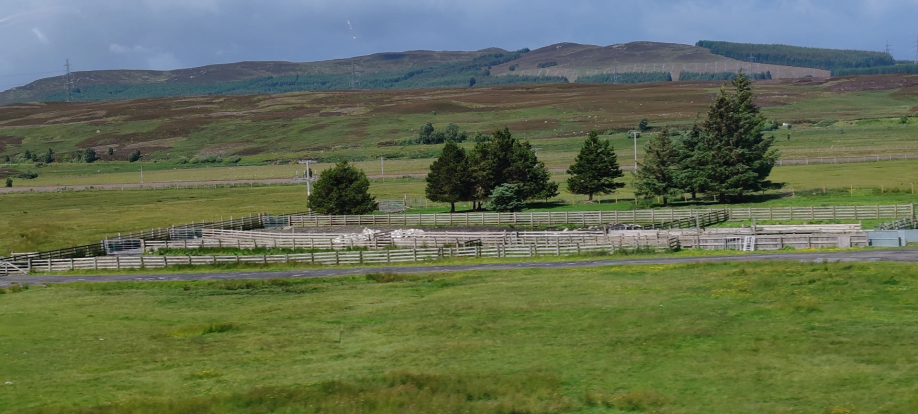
[{"left": 2, "top": 249, "right": 915, "bottom": 286}]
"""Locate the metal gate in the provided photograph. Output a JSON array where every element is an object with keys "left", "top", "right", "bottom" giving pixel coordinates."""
[
  {"left": 262, "top": 215, "right": 291, "bottom": 228},
  {"left": 103, "top": 239, "right": 143, "bottom": 255},
  {"left": 724, "top": 237, "right": 743, "bottom": 250},
  {"left": 169, "top": 227, "right": 203, "bottom": 240}
]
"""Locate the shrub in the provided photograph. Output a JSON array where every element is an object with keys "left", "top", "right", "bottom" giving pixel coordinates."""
[
  {"left": 4, "top": 177, "right": 11, "bottom": 187},
  {"left": 484, "top": 183, "right": 525, "bottom": 212},
  {"left": 128, "top": 150, "right": 142, "bottom": 162},
  {"left": 15, "top": 170, "right": 38, "bottom": 179},
  {"left": 900, "top": 116, "right": 909, "bottom": 124},
  {"left": 815, "top": 119, "right": 837, "bottom": 127},
  {"left": 226, "top": 156, "right": 242, "bottom": 164},
  {"left": 107, "top": 147, "right": 114, "bottom": 155},
  {"left": 83, "top": 148, "right": 98, "bottom": 163}
]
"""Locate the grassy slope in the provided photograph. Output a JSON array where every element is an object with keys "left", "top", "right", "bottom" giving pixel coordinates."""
[
  {"left": 2, "top": 76, "right": 917, "bottom": 164},
  {"left": 2, "top": 262, "right": 918, "bottom": 412}
]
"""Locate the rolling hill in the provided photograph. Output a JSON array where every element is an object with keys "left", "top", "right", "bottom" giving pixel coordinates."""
[{"left": 1, "top": 41, "right": 831, "bottom": 104}]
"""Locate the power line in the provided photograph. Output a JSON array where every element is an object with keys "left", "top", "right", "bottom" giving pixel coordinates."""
[{"left": 0, "top": 70, "right": 64, "bottom": 78}]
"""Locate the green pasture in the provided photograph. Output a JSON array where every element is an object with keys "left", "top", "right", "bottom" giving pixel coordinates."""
[
  {"left": 2, "top": 159, "right": 917, "bottom": 254},
  {"left": 3, "top": 261, "right": 918, "bottom": 412}
]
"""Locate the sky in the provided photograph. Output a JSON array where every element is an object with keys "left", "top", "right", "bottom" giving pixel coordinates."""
[{"left": 1, "top": 0, "right": 917, "bottom": 90}]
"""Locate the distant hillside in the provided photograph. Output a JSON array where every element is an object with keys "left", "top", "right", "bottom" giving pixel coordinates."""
[
  {"left": 0, "top": 49, "right": 509, "bottom": 104},
  {"left": 2, "top": 41, "right": 832, "bottom": 104},
  {"left": 488, "top": 42, "right": 827, "bottom": 81},
  {"left": 696, "top": 40, "right": 895, "bottom": 73}
]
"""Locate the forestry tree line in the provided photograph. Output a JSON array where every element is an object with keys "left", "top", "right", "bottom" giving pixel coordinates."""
[{"left": 308, "top": 73, "right": 779, "bottom": 215}]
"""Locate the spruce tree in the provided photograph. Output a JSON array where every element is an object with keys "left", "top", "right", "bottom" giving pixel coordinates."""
[
  {"left": 426, "top": 141, "right": 472, "bottom": 213},
  {"left": 469, "top": 127, "right": 558, "bottom": 208},
  {"left": 694, "top": 72, "right": 780, "bottom": 202},
  {"left": 634, "top": 131, "right": 680, "bottom": 205},
  {"left": 307, "top": 161, "right": 377, "bottom": 215},
  {"left": 674, "top": 125, "right": 706, "bottom": 201},
  {"left": 566, "top": 130, "right": 624, "bottom": 201}
]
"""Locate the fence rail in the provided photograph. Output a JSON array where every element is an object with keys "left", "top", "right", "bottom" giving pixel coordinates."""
[
  {"left": 2, "top": 205, "right": 910, "bottom": 266},
  {"left": 147, "top": 229, "right": 676, "bottom": 251},
  {"left": 8, "top": 241, "right": 677, "bottom": 274},
  {"left": 288, "top": 205, "right": 913, "bottom": 228},
  {"left": 875, "top": 217, "right": 918, "bottom": 231},
  {"left": 679, "top": 234, "right": 867, "bottom": 250},
  {"left": 776, "top": 154, "right": 918, "bottom": 166}
]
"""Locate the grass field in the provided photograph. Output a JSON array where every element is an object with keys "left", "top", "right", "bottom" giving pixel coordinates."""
[
  {"left": 2, "top": 159, "right": 916, "bottom": 255},
  {"left": 3, "top": 261, "right": 918, "bottom": 412}
]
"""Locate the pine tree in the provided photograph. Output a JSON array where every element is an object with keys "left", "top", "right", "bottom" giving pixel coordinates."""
[
  {"left": 469, "top": 127, "right": 557, "bottom": 209},
  {"left": 634, "top": 131, "right": 679, "bottom": 205},
  {"left": 694, "top": 72, "right": 780, "bottom": 202},
  {"left": 307, "top": 161, "right": 377, "bottom": 215},
  {"left": 426, "top": 141, "right": 472, "bottom": 213},
  {"left": 566, "top": 130, "right": 624, "bottom": 201}
]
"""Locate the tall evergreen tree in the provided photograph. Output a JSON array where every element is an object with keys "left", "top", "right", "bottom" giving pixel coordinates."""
[
  {"left": 694, "top": 72, "right": 780, "bottom": 202},
  {"left": 307, "top": 161, "right": 377, "bottom": 215},
  {"left": 566, "top": 130, "right": 624, "bottom": 201},
  {"left": 633, "top": 131, "right": 680, "bottom": 205},
  {"left": 469, "top": 127, "right": 557, "bottom": 209},
  {"left": 426, "top": 141, "right": 472, "bottom": 213},
  {"left": 675, "top": 124, "right": 706, "bottom": 201}
]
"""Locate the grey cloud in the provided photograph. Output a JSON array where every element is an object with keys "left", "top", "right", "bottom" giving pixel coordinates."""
[{"left": 1, "top": 0, "right": 917, "bottom": 91}]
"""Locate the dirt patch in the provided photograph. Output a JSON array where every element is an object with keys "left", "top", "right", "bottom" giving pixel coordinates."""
[
  {"left": 370, "top": 100, "right": 493, "bottom": 115},
  {"left": 248, "top": 106, "right": 323, "bottom": 121},
  {"left": 0, "top": 135, "right": 24, "bottom": 150},
  {"left": 822, "top": 75, "right": 918, "bottom": 92},
  {"left": 234, "top": 145, "right": 270, "bottom": 156},
  {"left": 122, "top": 137, "right": 186, "bottom": 151}
]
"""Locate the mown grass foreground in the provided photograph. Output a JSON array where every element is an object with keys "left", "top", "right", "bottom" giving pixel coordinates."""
[{"left": 3, "top": 261, "right": 918, "bottom": 413}]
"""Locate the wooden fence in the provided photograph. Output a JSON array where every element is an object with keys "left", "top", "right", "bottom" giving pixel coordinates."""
[
  {"left": 777, "top": 154, "right": 918, "bottom": 166},
  {"left": 679, "top": 234, "right": 868, "bottom": 250},
  {"left": 147, "top": 229, "right": 676, "bottom": 251},
  {"left": 288, "top": 205, "right": 913, "bottom": 228},
  {"left": 9, "top": 241, "right": 676, "bottom": 274}
]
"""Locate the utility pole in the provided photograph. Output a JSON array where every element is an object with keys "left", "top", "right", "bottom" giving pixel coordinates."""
[
  {"left": 305, "top": 160, "right": 313, "bottom": 196},
  {"left": 63, "top": 59, "right": 74, "bottom": 102},
  {"left": 140, "top": 166, "right": 143, "bottom": 184},
  {"left": 632, "top": 131, "right": 639, "bottom": 171},
  {"left": 380, "top": 156, "right": 384, "bottom": 182},
  {"left": 885, "top": 40, "right": 893, "bottom": 56},
  {"left": 914, "top": 35, "right": 918, "bottom": 64},
  {"left": 747, "top": 55, "right": 756, "bottom": 73}
]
